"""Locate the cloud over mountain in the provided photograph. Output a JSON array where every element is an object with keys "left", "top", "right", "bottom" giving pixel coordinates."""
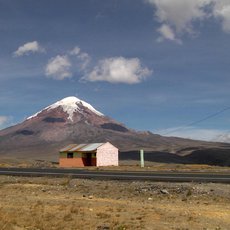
[
  {"left": 0, "top": 116, "right": 11, "bottom": 129},
  {"left": 44, "top": 46, "right": 152, "bottom": 84},
  {"left": 0, "top": 116, "right": 8, "bottom": 125},
  {"left": 157, "top": 126, "right": 227, "bottom": 142},
  {"left": 69, "top": 46, "right": 91, "bottom": 71},
  {"left": 84, "top": 57, "right": 152, "bottom": 84},
  {"left": 45, "top": 55, "right": 72, "bottom": 80}
]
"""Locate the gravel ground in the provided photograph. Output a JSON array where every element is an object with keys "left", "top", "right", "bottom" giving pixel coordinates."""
[{"left": 0, "top": 176, "right": 230, "bottom": 230}]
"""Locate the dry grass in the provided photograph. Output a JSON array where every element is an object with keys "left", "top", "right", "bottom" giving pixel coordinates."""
[
  {"left": 90, "top": 163, "right": 230, "bottom": 173},
  {"left": 0, "top": 176, "right": 230, "bottom": 229},
  {"left": 1, "top": 157, "right": 230, "bottom": 173}
]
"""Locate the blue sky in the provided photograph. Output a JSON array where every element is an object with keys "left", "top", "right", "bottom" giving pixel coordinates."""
[{"left": 1, "top": 0, "right": 230, "bottom": 141}]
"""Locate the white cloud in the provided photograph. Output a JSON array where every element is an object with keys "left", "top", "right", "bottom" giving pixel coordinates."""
[
  {"left": 69, "top": 46, "right": 81, "bottom": 56},
  {"left": 84, "top": 57, "right": 152, "bottom": 84},
  {"left": 157, "top": 24, "right": 182, "bottom": 43},
  {"left": 215, "top": 132, "right": 230, "bottom": 143},
  {"left": 44, "top": 46, "right": 91, "bottom": 80},
  {"left": 156, "top": 126, "right": 227, "bottom": 142},
  {"left": 13, "top": 41, "right": 45, "bottom": 57},
  {"left": 213, "top": 0, "right": 230, "bottom": 33},
  {"left": 69, "top": 46, "right": 91, "bottom": 70},
  {"left": 77, "top": 52, "right": 91, "bottom": 70},
  {"left": 0, "top": 116, "right": 8, "bottom": 126},
  {"left": 45, "top": 47, "right": 150, "bottom": 83},
  {"left": 147, "top": 0, "right": 209, "bottom": 36},
  {"left": 0, "top": 116, "right": 11, "bottom": 130},
  {"left": 146, "top": 0, "right": 230, "bottom": 42},
  {"left": 45, "top": 55, "right": 72, "bottom": 80}
]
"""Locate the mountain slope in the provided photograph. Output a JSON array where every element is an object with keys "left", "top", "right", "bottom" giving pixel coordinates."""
[{"left": 0, "top": 96, "right": 229, "bottom": 163}]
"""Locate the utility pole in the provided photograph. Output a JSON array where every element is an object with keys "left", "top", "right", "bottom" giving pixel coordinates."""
[{"left": 140, "top": 149, "right": 144, "bottom": 168}]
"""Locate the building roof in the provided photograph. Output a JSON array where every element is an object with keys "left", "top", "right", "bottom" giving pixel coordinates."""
[{"left": 60, "top": 143, "right": 105, "bottom": 152}]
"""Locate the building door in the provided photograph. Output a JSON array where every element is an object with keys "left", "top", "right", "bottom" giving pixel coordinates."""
[{"left": 85, "top": 153, "right": 92, "bottom": 166}]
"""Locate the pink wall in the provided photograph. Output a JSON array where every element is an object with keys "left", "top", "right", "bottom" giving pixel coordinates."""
[{"left": 96, "top": 142, "right": 118, "bottom": 166}]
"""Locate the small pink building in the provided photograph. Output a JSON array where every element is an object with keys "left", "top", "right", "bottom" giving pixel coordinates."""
[{"left": 59, "top": 142, "right": 119, "bottom": 167}]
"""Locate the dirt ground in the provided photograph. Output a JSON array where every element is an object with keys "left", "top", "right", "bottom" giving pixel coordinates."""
[{"left": 0, "top": 176, "right": 230, "bottom": 230}]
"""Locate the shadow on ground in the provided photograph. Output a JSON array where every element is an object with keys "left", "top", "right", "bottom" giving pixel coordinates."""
[{"left": 120, "top": 148, "right": 230, "bottom": 167}]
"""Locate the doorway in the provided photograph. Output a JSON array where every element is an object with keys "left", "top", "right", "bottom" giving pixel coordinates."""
[{"left": 85, "top": 153, "right": 92, "bottom": 166}]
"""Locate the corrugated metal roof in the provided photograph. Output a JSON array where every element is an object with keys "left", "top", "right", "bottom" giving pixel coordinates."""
[
  {"left": 70, "top": 143, "right": 87, "bottom": 151},
  {"left": 60, "top": 143, "right": 104, "bottom": 152},
  {"left": 59, "top": 144, "right": 78, "bottom": 152},
  {"left": 81, "top": 143, "right": 104, "bottom": 151}
]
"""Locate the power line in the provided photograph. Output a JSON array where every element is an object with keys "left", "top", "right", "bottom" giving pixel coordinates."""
[{"left": 163, "top": 106, "right": 230, "bottom": 136}]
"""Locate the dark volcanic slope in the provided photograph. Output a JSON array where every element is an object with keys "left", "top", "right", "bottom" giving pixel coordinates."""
[{"left": 0, "top": 96, "right": 230, "bottom": 164}]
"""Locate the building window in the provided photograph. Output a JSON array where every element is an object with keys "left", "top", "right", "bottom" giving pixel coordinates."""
[{"left": 67, "top": 152, "right": 74, "bottom": 158}]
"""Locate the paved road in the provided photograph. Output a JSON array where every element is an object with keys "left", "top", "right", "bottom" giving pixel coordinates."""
[{"left": 0, "top": 167, "right": 230, "bottom": 183}]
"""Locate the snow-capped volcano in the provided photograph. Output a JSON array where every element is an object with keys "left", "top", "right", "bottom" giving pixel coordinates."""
[
  {"left": 27, "top": 96, "right": 104, "bottom": 121},
  {"left": 1, "top": 96, "right": 230, "bottom": 166},
  {"left": 0, "top": 96, "right": 133, "bottom": 154}
]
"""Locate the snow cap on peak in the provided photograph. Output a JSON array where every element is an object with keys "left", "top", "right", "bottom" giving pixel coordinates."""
[
  {"left": 27, "top": 96, "right": 104, "bottom": 121},
  {"left": 50, "top": 96, "right": 104, "bottom": 120},
  {"left": 53, "top": 96, "right": 84, "bottom": 108}
]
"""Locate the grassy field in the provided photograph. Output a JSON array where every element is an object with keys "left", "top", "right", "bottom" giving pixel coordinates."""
[{"left": 0, "top": 175, "right": 230, "bottom": 230}]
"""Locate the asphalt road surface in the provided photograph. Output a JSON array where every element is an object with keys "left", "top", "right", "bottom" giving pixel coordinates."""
[{"left": 0, "top": 167, "right": 230, "bottom": 183}]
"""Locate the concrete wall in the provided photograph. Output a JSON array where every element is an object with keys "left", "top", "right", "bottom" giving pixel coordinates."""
[
  {"left": 59, "top": 152, "right": 97, "bottom": 167},
  {"left": 96, "top": 142, "right": 119, "bottom": 166},
  {"left": 59, "top": 158, "right": 85, "bottom": 167}
]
